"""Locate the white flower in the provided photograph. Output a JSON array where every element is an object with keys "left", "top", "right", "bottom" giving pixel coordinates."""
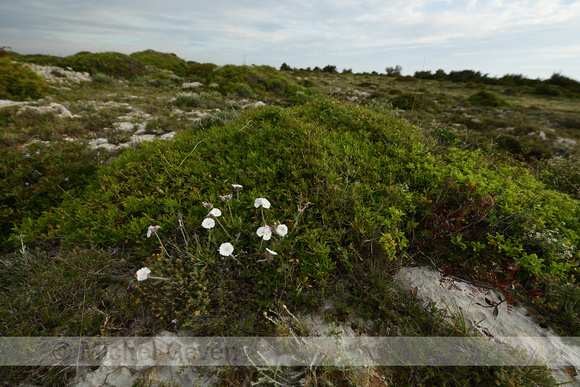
[
  {"left": 202, "top": 218, "right": 215, "bottom": 229},
  {"left": 136, "top": 267, "right": 151, "bottom": 281},
  {"left": 232, "top": 184, "right": 243, "bottom": 191},
  {"left": 202, "top": 202, "right": 213, "bottom": 209},
  {"left": 147, "top": 225, "right": 160, "bottom": 238},
  {"left": 254, "top": 198, "right": 271, "bottom": 209},
  {"left": 257, "top": 226, "right": 272, "bottom": 241},
  {"left": 219, "top": 242, "right": 234, "bottom": 256},
  {"left": 276, "top": 224, "right": 288, "bottom": 237},
  {"left": 266, "top": 248, "right": 278, "bottom": 255},
  {"left": 209, "top": 208, "right": 222, "bottom": 217}
]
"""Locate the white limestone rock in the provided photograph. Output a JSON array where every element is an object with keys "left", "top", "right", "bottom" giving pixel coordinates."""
[{"left": 393, "top": 266, "right": 580, "bottom": 385}]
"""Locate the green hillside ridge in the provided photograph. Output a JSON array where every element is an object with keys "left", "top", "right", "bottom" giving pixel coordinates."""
[{"left": 1, "top": 48, "right": 579, "bottom": 386}]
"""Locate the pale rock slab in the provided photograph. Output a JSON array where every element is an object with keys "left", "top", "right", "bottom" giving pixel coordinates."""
[{"left": 394, "top": 266, "right": 580, "bottom": 385}]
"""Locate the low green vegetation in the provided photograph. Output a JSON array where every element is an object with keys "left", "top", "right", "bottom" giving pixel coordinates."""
[
  {"left": 1, "top": 50, "right": 579, "bottom": 386},
  {"left": 130, "top": 49, "right": 190, "bottom": 76},
  {"left": 207, "top": 64, "right": 314, "bottom": 104},
  {"left": 468, "top": 89, "right": 512, "bottom": 107},
  {"left": 62, "top": 51, "right": 147, "bottom": 79},
  {"left": 0, "top": 56, "right": 48, "bottom": 100}
]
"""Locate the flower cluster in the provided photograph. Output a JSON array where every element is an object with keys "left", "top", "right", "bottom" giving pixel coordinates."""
[{"left": 136, "top": 183, "right": 293, "bottom": 280}]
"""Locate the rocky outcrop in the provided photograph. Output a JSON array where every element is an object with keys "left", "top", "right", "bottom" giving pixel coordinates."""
[
  {"left": 0, "top": 99, "right": 76, "bottom": 118},
  {"left": 24, "top": 63, "right": 92, "bottom": 84}
]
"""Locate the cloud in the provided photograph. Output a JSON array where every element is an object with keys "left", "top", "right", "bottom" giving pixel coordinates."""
[{"left": 1, "top": 0, "right": 579, "bottom": 79}]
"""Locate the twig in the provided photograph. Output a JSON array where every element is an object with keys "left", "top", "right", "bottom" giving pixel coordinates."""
[{"left": 179, "top": 139, "right": 205, "bottom": 167}]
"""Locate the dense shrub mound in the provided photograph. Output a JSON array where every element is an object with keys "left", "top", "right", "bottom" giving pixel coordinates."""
[
  {"left": 207, "top": 64, "right": 308, "bottom": 101},
  {"left": 20, "top": 54, "right": 64, "bottom": 66},
  {"left": 0, "top": 56, "right": 48, "bottom": 100},
  {"left": 130, "top": 49, "right": 189, "bottom": 76},
  {"left": 389, "top": 91, "right": 440, "bottom": 112},
  {"left": 467, "top": 89, "right": 512, "bottom": 107},
  {"left": 13, "top": 99, "right": 579, "bottom": 336},
  {"left": 187, "top": 61, "right": 218, "bottom": 80},
  {"left": 61, "top": 51, "right": 146, "bottom": 79}
]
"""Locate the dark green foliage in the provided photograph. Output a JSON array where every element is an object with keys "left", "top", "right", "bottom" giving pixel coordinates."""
[
  {"left": 207, "top": 64, "right": 305, "bottom": 101},
  {"left": 0, "top": 142, "right": 101, "bottom": 249},
  {"left": 533, "top": 84, "right": 567, "bottom": 97},
  {"left": 0, "top": 56, "right": 48, "bottom": 100},
  {"left": 389, "top": 92, "right": 439, "bottom": 112},
  {"left": 186, "top": 61, "right": 218, "bottom": 80},
  {"left": 280, "top": 62, "right": 292, "bottom": 71},
  {"left": 448, "top": 69, "right": 488, "bottom": 83},
  {"left": 547, "top": 72, "right": 580, "bottom": 92},
  {"left": 61, "top": 51, "right": 146, "bottom": 79},
  {"left": 130, "top": 49, "right": 189, "bottom": 76},
  {"left": 322, "top": 65, "right": 338, "bottom": 74},
  {"left": 20, "top": 54, "right": 64, "bottom": 66},
  {"left": 467, "top": 90, "right": 512, "bottom": 107},
  {"left": 529, "top": 274, "right": 580, "bottom": 336},
  {"left": 496, "top": 134, "right": 523, "bottom": 154}
]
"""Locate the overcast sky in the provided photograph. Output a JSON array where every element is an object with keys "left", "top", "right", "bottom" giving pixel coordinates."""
[{"left": 2, "top": 0, "right": 579, "bottom": 80}]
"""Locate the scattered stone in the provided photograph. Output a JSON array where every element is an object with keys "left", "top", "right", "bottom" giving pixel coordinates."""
[
  {"left": 131, "top": 134, "right": 157, "bottom": 143},
  {"left": 15, "top": 102, "right": 74, "bottom": 118},
  {"left": 553, "top": 137, "right": 576, "bottom": 151},
  {"left": 352, "top": 89, "right": 372, "bottom": 98},
  {"left": 160, "top": 132, "right": 176, "bottom": 141},
  {"left": 528, "top": 131, "right": 548, "bottom": 140},
  {"left": 24, "top": 63, "right": 92, "bottom": 84},
  {"left": 182, "top": 82, "right": 203, "bottom": 89},
  {"left": 0, "top": 99, "right": 28, "bottom": 109},
  {"left": 113, "top": 122, "right": 142, "bottom": 132}
]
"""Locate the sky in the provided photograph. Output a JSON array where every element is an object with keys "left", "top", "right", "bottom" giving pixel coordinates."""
[{"left": 1, "top": 0, "right": 579, "bottom": 81}]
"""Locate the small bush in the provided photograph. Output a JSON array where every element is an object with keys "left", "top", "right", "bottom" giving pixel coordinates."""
[
  {"left": 130, "top": 49, "right": 189, "bottom": 76},
  {"left": 322, "top": 65, "right": 338, "bottom": 74},
  {"left": 20, "top": 54, "right": 64, "bottom": 66},
  {"left": 533, "top": 84, "right": 566, "bottom": 97},
  {"left": 207, "top": 64, "right": 305, "bottom": 101},
  {"left": 467, "top": 90, "right": 512, "bottom": 107},
  {"left": 187, "top": 61, "right": 218, "bottom": 80},
  {"left": 61, "top": 51, "right": 146, "bottom": 79},
  {"left": 0, "top": 56, "right": 49, "bottom": 100},
  {"left": 389, "top": 92, "right": 439, "bottom": 112},
  {"left": 92, "top": 72, "right": 115, "bottom": 84}
]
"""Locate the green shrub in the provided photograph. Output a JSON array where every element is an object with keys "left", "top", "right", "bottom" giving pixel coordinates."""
[
  {"left": 0, "top": 141, "right": 101, "bottom": 249},
  {"left": 91, "top": 71, "right": 115, "bottom": 84},
  {"left": 20, "top": 54, "right": 64, "bottom": 66},
  {"left": 61, "top": 51, "right": 146, "bottom": 79},
  {"left": 533, "top": 84, "right": 568, "bottom": 97},
  {"left": 130, "top": 49, "right": 189, "bottom": 76},
  {"left": 0, "top": 56, "right": 49, "bottom": 100},
  {"left": 539, "top": 155, "right": 580, "bottom": 200},
  {"left": 467, "top": 90, "right": 512, "bottom": 107},
  {"left": 207, "top": 64, "right": 305, "bottom": 101},
  {"left": 187, "top": 61, "right": 218, "bottom": 80},
  {"left": 389, "top": 92, "right": 439, "bottom": 112}
]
